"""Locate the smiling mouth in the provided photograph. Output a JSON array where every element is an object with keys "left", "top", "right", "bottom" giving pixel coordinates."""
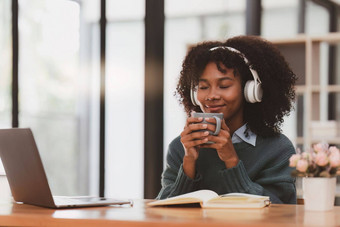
[{"left": 205, "top": 105, "right": 225, "bottom": 112}]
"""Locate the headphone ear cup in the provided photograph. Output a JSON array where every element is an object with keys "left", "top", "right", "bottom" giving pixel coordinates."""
[
  {"left": 190, "top": 88, "right": 200, "bottom": 106},
  {"left": 244, "top": 80, "right": 263, "bottom": 103},
  {"left": 244, "top": 80, "right": 256, "bottom": 103},
  {"left": 254, "top": 83, "right": 263, "bottom": 102}
]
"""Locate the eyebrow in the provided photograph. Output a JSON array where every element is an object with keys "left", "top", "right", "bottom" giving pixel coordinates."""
[{"left": 199, "top": 77, "right": 233, "bottom": 82}]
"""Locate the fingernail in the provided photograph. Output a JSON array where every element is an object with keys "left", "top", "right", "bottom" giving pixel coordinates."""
[
  {"left": 204, "top": 131, "right": 209, "bottom": 135},
  {"left": 198, "top": 117, "right": 203, "bottom": 121},
  {"left": 205, "top": 118, "right": 210, "bottom": 120},
  {"left": 202, "top": 124, "right": 207, "bottom": 128}
]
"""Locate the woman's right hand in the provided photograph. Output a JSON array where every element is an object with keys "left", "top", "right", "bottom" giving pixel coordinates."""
[
  {"left": 180, "top": 116, "right": 210, "bottom": 179},
  {"left": 180, "top": 116, "right": 209, "bottom": 161}
]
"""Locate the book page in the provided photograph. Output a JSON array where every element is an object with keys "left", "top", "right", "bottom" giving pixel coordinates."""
[
  {"left": 180, "top": 190, "right": 219, "bottom": 202},
  {"left": 147, "top": 190, "right": 218, "bottom": 206},
  {"left": 205, "top": 193, "right": 270, "bottom": 208},
  {"left": 220, "top": 193, "right": 269, "bottom": 199}
]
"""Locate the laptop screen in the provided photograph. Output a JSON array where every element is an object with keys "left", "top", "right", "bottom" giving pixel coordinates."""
[{"left": 0, "top": 128, "right": 56, "bottom": 207}]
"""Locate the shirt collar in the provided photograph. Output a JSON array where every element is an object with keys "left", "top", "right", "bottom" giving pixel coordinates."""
[{"left": 231, "top": 124, "right": 257, "bottom": 147}]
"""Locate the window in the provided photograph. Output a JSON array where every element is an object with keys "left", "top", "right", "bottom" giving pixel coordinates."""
[
  {"left": 262, "top": 0, "right": 298, "bottom": 38},
  {"left": 105, "top": 0, "right": 145, "bottom": 199},
  {"left": 0, "top": 0, "right": 11, "bottom": 178},
  {"left": 18, "top": 0, "right": 87, "bottom": 196},
  {"left": 0, "top": 0, "right": 11, "bottom": 129}
]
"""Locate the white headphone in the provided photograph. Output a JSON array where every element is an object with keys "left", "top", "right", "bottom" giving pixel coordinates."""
[{"left": 190, "top": 46, "right": 263, "bottom": 106}]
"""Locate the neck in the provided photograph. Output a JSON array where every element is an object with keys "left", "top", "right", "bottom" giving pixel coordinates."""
[{"left": 226, "top": 118, "right": 245, "bottom": 135}]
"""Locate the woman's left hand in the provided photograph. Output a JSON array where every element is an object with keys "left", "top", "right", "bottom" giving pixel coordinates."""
[{"left": 199, "top": 118, "right": 239, "bottom": 168}]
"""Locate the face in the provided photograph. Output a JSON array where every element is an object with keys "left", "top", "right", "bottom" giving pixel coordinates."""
[{"left": 197, "top": 62, "right": 244, "bottom": 129}]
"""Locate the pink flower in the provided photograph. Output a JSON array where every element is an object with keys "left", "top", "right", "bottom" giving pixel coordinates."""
[
  {"left": 329, "top": 146, "right": 340, "bottom": 168},
  {"left": 302, "top": 152, "right": 311, "bottom": 161},
  {"left": 329, "top": 146, "right": 340, "bottom": 155},
  {"left": 296, "top": 159, "right": 308, "bottom": 172},
  {"left": 313, "top": 143, "right": 328, "bottom": 153},
  {"left": 329, "top": 155, "right": 340, "bottom": 168},
  {"left": 290, "top": 143, "right": 340, "bottom": 177},
  {"left": 315, "top": 151, "right": 328, "bottom": 166},
  {"left": 289, "top": 154, "right": 301, "bottom": 167}
]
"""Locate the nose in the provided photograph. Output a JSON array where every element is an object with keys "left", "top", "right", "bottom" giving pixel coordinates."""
[{"left": 205, "top": 87, "right": 221, "bottom": 101}]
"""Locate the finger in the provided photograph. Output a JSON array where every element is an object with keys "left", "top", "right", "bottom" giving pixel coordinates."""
[
  {"left": 182, "top": 123, "right": 210, "bottom": 140},
  {"left": 204, "top": 117, "right": 216, "bottom": 124},
  {"left": 185, "top": 117, "right": 202, "bottom": 128},
  {"left": 207, "top": 132, "right": 230, "bottom": 144},
  {"left": 204, "top": 135, "right": 219, "bottom": 145},
  {"left": 199, "top": 138, "right": 222, "bottom": 150},
  {"left": 182, "top": 130, "right": 209, "bottom": 142},
  {"left": 181, "top": 125, "right": 193, "bottom": 137},
  {"left": 182, "top": 137, "right": 209, "bottom": 148},
  {"left": 203, "top": 118, "right": 224, "bottom": 134},
  {"left": 199, "top": 135, "right": 227, "bottom": 148},
  {"left": 204, "top": 124, "right": 217, "bottom": 134},
  {"left": 187, "top": 116, "right": 204, "bottom": 125},
  {"left": 187, "top": 123, "right": 208, "bottom": 132}
]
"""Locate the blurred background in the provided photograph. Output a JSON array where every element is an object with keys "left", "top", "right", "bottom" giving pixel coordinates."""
[{"left": 0, "top": 0, "right": 339, "bottom": 200}]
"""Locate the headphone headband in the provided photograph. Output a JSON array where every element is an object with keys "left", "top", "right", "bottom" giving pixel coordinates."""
[{"left": 209, "top": 46, "right": 261, "bottom": 83}]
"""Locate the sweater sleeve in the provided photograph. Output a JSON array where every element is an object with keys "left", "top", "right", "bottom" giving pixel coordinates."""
[{"left": 156, "top": 137, "right": 202, "bottom": 200}]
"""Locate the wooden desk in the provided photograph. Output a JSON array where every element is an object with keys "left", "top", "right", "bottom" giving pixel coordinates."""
[{"left": 0, "top": 199, "right": 339, "bottom": 227}]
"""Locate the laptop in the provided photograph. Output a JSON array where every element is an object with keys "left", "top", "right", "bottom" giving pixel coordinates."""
[{"left": 0, "top": 128, "right": 133, "bottom": 208}]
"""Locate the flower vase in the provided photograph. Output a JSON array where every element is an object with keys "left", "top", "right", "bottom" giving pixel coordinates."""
[{"left": 302, "top": 177, "right": 336, "bottom": 211}]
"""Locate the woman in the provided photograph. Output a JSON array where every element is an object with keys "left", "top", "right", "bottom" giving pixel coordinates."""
[{"left": 157, "top": 35, "right": 297, "bottom": 204}]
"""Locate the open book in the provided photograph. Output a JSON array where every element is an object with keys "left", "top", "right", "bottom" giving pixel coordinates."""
[{"left": 147, "top": 190, "right": 271, "bottom": 208}]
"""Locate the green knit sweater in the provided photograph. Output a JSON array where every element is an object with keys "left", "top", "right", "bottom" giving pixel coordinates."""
[{"left": 157, "top": 133, "right": 296, "bottom": 204}]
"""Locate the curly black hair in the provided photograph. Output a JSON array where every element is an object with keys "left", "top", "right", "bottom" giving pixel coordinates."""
[{"left": 176, "top": 35, "right": 297, "bottom": 137}]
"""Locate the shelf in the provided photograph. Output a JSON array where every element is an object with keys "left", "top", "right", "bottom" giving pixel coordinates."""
[
  {"left": 295, "top": 137, "right": 340, "bottom": 145},
  {"left": 272, "top": 33, "right": 340, "bottom": 149},
  {"left": 270, "top": 32, "right": 340, "bottom": 45},
  {"left": 296, "top": 85, "right": 340, "bottom": 93},
  {"left": 310, "top": 85, "right": 340, "bottom": 92}
]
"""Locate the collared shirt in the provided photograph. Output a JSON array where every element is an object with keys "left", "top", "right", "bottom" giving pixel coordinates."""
[{"left": 231, "top": 124, "right": 257, "bottom": 146}]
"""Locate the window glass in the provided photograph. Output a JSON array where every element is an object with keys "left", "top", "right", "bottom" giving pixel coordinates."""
[
  {"left": 107, "top": 0, "right": 144, "bottom": 20},
  {"left": 0, "top": 0, "right": 11, "bottom": 183},
  {"left": 78, "top": 0, "right": 101, "bottom": 196},
  {"left": 262, "top": 0, "right": 329, "bottom": 38},
  {"left": 105, "top": 4, "right": 144, "bottom": 199},
  {"left": 0, "top": 0, "right": 11, "bottom": 129},
  {"left": 165, "top": 0, "right": 245, "bottom": 17},
  {"left": 262, "top": 0, "right": 298, "bottom": 38},
  {"left": 81, "top": 0, "right": 100, "bottom": 23},
  {"left": 18, "top": 0, "right": 87, "bottom": 196},
  {"left": 305, "top": 1, "right": 329, "bottom": 35}
]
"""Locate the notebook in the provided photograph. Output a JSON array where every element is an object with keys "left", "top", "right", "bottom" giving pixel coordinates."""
[{"left": 0, "top": 128, "right": 133, "bottom": 208}]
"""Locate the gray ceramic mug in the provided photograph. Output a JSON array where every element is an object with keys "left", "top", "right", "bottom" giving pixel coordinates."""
[{"left": 192, "top": 112, "right": 223, "bottom": 136}]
